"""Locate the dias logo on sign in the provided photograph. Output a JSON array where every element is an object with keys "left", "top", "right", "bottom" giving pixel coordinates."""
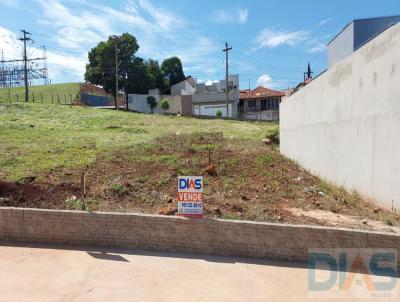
[
  {"left": 178, "top": 177, "right": 203, "bottom": 192},
  {"left": 177, "top": 176, "right": 203, "bottom": 217}
]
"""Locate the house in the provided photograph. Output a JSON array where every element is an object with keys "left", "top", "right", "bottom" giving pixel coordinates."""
[
  {"left": 239, "top": 86, "right": 285, "bottom": 121},
  {"left": 328, "top": 15, "right": 400, "bottom": 68},
  {"left": 170, "top": 76, "right": 196, "bottom": 96},
  {"left": 192, "top": 75, "right": 239, "bottom": 118},
  {"left": 127, "top": 77, "right": 194, "bottom": 115}
]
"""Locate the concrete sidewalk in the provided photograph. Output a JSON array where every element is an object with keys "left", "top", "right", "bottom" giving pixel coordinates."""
[{"left": 0, "top": 244, "right": 398, "bottom": 302}]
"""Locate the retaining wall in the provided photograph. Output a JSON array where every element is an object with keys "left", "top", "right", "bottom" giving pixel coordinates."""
[{"left": 1, "top": 207, "right": 399, "bottom": 265}]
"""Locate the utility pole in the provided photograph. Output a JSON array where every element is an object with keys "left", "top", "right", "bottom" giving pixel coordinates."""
[
  {"left": 114, "top": 40, "right": 119, "bottom": 110},
  {"left": 222, "top": 43, "right": 232, "bottom": 117},
  {"left": 19, "top": 30, "right": 31, "bottom": 102}
]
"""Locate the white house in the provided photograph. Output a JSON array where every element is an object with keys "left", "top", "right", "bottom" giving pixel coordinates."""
[
  {"left": 192, "top": 75, "right": 240, "bottom": 118},
  {"left": 170, "top": 76, "right": 196, "bottom": 96},
  {"left": 127, "top": 77, "right": 195, "bottom": 115}
]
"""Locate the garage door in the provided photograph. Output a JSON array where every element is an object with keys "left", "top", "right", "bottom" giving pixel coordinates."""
[{"left": 199, "top": 104, "right": 232, "bottom": 117}]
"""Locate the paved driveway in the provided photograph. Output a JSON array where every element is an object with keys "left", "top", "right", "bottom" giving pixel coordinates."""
[{"left": 0, "top": 244, "right": 398, "bottom": 302}]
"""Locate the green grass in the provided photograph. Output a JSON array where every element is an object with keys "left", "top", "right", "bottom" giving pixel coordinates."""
[
  {"left": 0, "top": 83, "right": 81, "bottom": 104},
  {"left": 0, "top": 102, "right": 277, "bottom": 180}
]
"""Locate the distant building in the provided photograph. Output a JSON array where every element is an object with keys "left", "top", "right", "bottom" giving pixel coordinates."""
[
  {"left": 192, "top": 75, "right": 239, "bottom": 118},
  {"left": 239, "top": 86, "right": 285, "bottom": 121},
  {"left": 328, "top": 15, "right": 400, "bottom": 68},
  {"left": 127, "top": 77, "right": 194, "bottom": 115},
  {"left": 170, "top": 76, "right": 196, "bottom": 96}
]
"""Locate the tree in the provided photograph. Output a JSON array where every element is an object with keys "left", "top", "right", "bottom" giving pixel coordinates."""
[
  {"left": 161, "top": 57, "right": 185, "bottom": 87},
  {"left": 146, "top": 96, "right": 157, "bottom": 114},
  {"left": 147, "top": 59, "right": 167, "bottom": 91},
  {"left": 85, "top": 34, "right": 186, "bottom": 97},
  {"left": 125, "top": 57, "right": 153, "bottom": 94},
  {"left": 85, "top": 33, "right": 139, "bottom": 98},
  {"left": 216, "top": 110, "right": 223, "bottom": 118},
  {"left": 160, "top": 99, "right": 170, "bottom": 115}
]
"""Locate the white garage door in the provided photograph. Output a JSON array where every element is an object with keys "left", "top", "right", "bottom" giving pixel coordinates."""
[{"left": 199, "top": 104, "right": 232, "bottom": 117}]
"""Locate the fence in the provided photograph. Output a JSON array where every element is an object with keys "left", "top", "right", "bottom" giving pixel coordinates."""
[
  {"left": 79, "top": 83, "right": 125, "bottom": 107},
  {"left": 240, "top": 110, "right": 279, "bottom": 121},
  {"left": 1, "top": 91, "right": 77, "bottom": 105},
  {"left": 80, "top": 92, "right": 114, "bottom": 107}
]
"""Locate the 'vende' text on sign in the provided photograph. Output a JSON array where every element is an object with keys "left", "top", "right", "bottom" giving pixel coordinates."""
[{"left": 177, "top": 176, "right": 203, "bottom": 217}]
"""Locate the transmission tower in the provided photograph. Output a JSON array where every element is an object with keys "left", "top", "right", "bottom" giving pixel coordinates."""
[{"left": 0, "top": 30, "right": 49, "bottom": 94}]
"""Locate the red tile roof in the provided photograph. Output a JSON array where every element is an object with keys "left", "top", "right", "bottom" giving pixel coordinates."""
[{"left": 240, "top": 86, "right": 285, "bottom": 100}]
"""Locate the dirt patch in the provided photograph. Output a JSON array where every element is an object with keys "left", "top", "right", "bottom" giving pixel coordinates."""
[
  {"left": 0, "top": 180, "right": 79, "bottom": 209},
  {"left": 289, "top": 208, "right": 400, "bottom": 233},
  {"left": 1, "top": 133, "right": 399, "bottom": 231}
]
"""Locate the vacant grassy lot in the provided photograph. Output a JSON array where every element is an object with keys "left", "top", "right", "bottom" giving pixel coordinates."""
[
  {"left": 0, "top": 83, "right": 80, "bottom": 103},
  {"left": 0, "top": 102, "right": 399, "bottom": 231},
  {"left": 0, "top": 102, "right": 271, "bottom": 180}
]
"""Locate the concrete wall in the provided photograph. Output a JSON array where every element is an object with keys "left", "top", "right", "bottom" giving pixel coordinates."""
[
  {"left": 128, "top": 94, "right": 157, "bottom": 114},
  {"left": 281, "top": 23, "right": 400, "bottom": 210},
  {"left": 128, "top": 94, "right": 192, "bottom": 115},
  {"left": 242, "top": 110, "right": 279, "bottom": 121},
  {"left": 328, "top": 22, "right": 354, "bottom": 68},
  {"left": 1, "top": 207, "right": 399, "bottom": 264},
  {"left": 171, "top": 79, "right": 196, "bottom": 96},
  {"left": 192, "top": 91, "right": 239, "bottom": 103}
]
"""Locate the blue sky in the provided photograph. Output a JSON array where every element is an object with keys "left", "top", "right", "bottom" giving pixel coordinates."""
[{"left": 0, "top": 0, "right": 399, "bottom": 90}]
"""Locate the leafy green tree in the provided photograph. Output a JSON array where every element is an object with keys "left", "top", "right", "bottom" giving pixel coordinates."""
[
  {"left": 85, "top": 34, "right": 186, "bottom": 97},
  {"left": 85, "top": 33, "right": 139, "bottom": 98},
  {"left": 125, "top": 57, "right": 153, "bottom": 94},
  {"left": 146, "top": 96, "right": 157, "bottom": 113},
  {"left": 147, "top": 59, "right": 167, "bottom": 91},
  {"left": 216, "top": 110, "right": 223, "bottom": 118},
  {"left": 160, "top": 99, "right": 170, "bottom": 115},
  {"left": 161, "top": 57, "right": 185, "bottom": 87}
]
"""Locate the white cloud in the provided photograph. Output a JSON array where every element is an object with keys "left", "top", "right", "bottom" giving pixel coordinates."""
[
  {"left": 134, "top": 0, "right": 185, "bottom": 31},
  {"left": 308, "top": 42, "right": 326, "bottom": 53},
  {"left": 205, "top": 80, "right": 219, "bottom": 85},
  {"left": 256, "top": 74, "right": 284, "bottom": 89},
  {"left": 46, "top": 51, "right": 87, "bottom": 81},
  {"left": 318, "top": 18, "right": 333, "bottom": 27},
  {"left": 257, "top": 74, "right": 273, "bottom": 87},
  {"left": 212, "top": 8, "right": 248, "bottom": 24},
  {"left": 0, "top": 26, "right": 22, "bottom": 60},
  {"left": 2, "top": 0, "right": 222, "bottom": 83},
  {"left": 37, "top": 0, "right": 113, "bottom": 50},
  {"left": 255, "top": 28, "right": 309, "bottom": 49}
]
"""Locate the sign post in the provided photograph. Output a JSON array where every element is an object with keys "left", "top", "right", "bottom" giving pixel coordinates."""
[{"left": 177, "top": 176, "right": 203, "bottom": 218}]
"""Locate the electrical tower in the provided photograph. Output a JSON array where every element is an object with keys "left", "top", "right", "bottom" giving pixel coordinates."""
[{"left": 0, "top": 30, "right": 49, "bottom": 100}]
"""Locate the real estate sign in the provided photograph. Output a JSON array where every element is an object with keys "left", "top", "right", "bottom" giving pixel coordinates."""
[{"left": 177, "top": 176, "right": 203, "bottom": 217}]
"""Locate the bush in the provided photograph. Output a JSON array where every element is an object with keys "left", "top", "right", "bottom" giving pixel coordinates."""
[
  {"left": 216, "top": 110, "right": 223, "bottom": 118},
  {"left": 111, "top": 183, "right": 127, "bottom": 196},
  {"left": 146, "top": 96, "right": 157, "bottom": 113},
  {"left": 160, "top": 99, "right": 170, "bottom": 114},
  {"left": 265, "top": 127, "right": 280, "bottom": 144}
]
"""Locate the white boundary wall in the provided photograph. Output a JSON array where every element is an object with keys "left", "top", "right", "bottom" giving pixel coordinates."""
[{"left": 280, "top": 24, "right": 400, "bottom": 209}]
